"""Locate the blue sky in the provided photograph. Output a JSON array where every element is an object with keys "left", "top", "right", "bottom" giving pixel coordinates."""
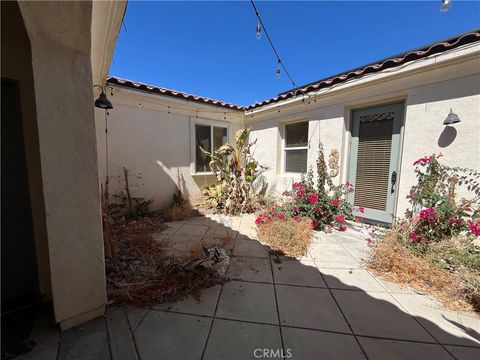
[{"left": 110, "top": 1, "right": 480, "bottom": 105}]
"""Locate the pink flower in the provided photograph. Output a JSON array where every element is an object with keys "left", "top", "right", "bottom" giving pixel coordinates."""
[
  {"left": 449, "top": 217, "right": 459, "bottom": 225},
  {"left": 307, "top": 193, "right": 319, "bottom": 204},
  {"left": 420, "top": 208, "right": 436, "bottom": 222},
  {"left": 413, "top": 156, "right": 431, "bottom": 166},
  {"left": 276, "top": 213, "right": 286, "bottom": 220},
  {"left": 293, "top": 215, "right": 300, "bottom": 221},
  {"left": 355, "top": 216, "right": 364, "bottom": 223},
  {"left": 339, "top": 225, "right": 348, "bottom": 232},
  {"left": 357, "top": 207, "right": 365, "bottom": 213},
  {"left": 336, "top": 214, "right": 346, "bottom": 223},
  {"left": 255, "top": 216, "right": 263, "bottom": 225},
  {"left": 331, "top": 199, "right": 341, "bottom": 208},
  {"left": 410, "top": 231, "right": 421, "bottom": 243},
  {"left": 296, "top": 189, "right": 306, "bottom": 198},
  {"left": 366, "top": 237, "right": 373, "bottom": 244},
  {"left": 346, "top": 182, "right": 353, "bottom": 187},
  {"left": 292, "top": 182, "right": 304, "bottom": 189},
  {"left": 468, "top": 220, "right": 480, "bottom": 237}
]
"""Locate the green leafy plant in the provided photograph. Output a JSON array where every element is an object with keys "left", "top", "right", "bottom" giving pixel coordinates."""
[{"left": 200, "top": 128, "right": 267, "bottom": 214}]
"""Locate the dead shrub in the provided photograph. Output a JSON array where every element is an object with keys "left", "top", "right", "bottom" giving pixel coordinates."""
[
  {"left": 257, "top": 218, "right": 312, "bottom": 258},
  {"left": 163, "top": 201, "right": 200, "bottom": 222},
  {"left": 367, "top": 228, "right": 479, "bottom": 312}
]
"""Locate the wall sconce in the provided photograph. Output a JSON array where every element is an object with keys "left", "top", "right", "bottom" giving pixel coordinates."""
[
  {"left": 94, "top": 85, "right": 113, "bottom": 109},
  {"left": 443, "top": 109, "right": 461, "bottom": 125}
]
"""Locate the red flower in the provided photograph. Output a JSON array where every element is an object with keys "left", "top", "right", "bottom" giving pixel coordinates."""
[
  {"left": 366, "top": 237, "right": 373, "bottom": 244},
  {"left": 292, "top": 182, "right": 304, "bottom": 189},
  {"left": 255, "top": 216, "right": 263, "bottom": 225},
  {"left": 276, "top": 213, "right": 286, "bottom": 220},
  {"left": 357, "top": 207, "right": 365, "bottom": 213},
  {"left": 468, "top": 220, "right": 480, "bottom": 237},
  {"left": 419, "top": 208, "right": 436, "bottom": 222},
  {"left": 310, "top": 220, "right": 319, "bottom": 230},
  {"left": 339, "top": 225, "right": 348, "bottom": 232},
  {"left": 336, "top": 214, "right": 346, "bottom": 223},
  {"left": 293, "top": 215, "right": 300, "bottom": 221},
  {"left": 410, "top": 231, "right": 421, "bottom": 243},
  {"left": 331, "top": 199, "right": 341, "bottom": 208},
  {"left": 296, "top": 189, "right": 306, "bottom": 198},
  {"left": 307, "top": 193, "right": 319, "bottom": 204},
  {"left": 355, "top": 216, "right": 364, "bottom": 223},
  {"left": 413, "top": 156, "right": 431, "bottom": 166}
]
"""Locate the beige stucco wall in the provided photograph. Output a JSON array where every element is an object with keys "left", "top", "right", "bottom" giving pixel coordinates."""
[
  {"left": 17, "top": 1, "right": 110, "bottom": 329},
  {"left": 248, "top": 45, "right": 480, "bottom": 219},
  {"left": 95, "top": 88, "right": 244, "bottom": 209}
]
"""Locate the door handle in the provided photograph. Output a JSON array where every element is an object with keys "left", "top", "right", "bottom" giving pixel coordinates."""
[{"left": 391, "top": 171, "right": 397, "bottom": 194}]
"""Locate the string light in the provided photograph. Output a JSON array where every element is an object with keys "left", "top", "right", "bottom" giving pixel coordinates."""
[
  {"left": 250, "top": 0, "right": 298, "bottom": 91},
  {"left": 256, "top": 21, "right": 262, "bottom": 39},
  {"left": 276, "top": 60, "right": 281, "bottom": 79},
  {"left": 440, "top": 0, "right": 451, "bottom": 12}
]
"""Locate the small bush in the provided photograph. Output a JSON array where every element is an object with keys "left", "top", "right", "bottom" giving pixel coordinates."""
[
  {"left": 257, "top": 218, "right": 312, "bottom": 258},
  {"left": 256, "top": 144, "right": 359, "bottom": 231}
]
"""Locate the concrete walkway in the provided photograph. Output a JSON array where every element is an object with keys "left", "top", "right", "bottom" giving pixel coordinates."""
[{"left": 21, "top": 215, "right": 480, "bottom": 359}]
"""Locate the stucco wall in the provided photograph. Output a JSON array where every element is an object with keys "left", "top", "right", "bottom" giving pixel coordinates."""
[
  {"left": 95, "top": 89, "right": 244, "bottom": 209},
  {"left": 248, "top": 47, "right": 480, "bottom": 219},
  {"left": 18, "top": 1, "right": 107, "bottom": 329}
]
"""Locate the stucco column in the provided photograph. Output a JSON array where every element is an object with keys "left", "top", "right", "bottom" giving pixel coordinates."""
[{"left": 18, "top": 1, "right": 106, "bottom": 329}]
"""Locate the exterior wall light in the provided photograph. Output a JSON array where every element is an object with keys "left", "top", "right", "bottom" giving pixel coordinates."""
[
  {"left": 440, "top": 0, "right": 452, "bottom": 12},
  {"left": 443, "top": 109, "right": 461, "bottom": 125},
  {"left": 94, "top": 85, "right": 113, "bottom": 109}
]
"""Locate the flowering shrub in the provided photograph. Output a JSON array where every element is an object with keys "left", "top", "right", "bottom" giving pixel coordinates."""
[
  {"left": 406, "top": 154, "right": 479, "bottom": 244},
  {"left": 256, "top": 144, "right": 358, "bottom": 231}
]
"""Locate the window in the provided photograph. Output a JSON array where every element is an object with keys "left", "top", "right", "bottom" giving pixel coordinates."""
[
  {"left": 284, "top": 121, "right": 308, "bottom": 173},
  {"left": 195, "top": 124, "right": 227, "bottom": 173}
]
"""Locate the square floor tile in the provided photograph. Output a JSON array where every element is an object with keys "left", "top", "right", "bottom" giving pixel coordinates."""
[
  {"left": 332, "top": 290, "right": 435, "bottom": 342},
  {"left": 391, "top": 293, "right": 480, "bottom": 347},
  {"left": 152, "top": 285, "right": 221, "bottom": 316},
  {"left": 282, "top": 327, "right": 365, "bottom": 360},
  {"left": 358, "top": 337, "right": 454, "bottom": 360},
  {"left": 174, "top": 224, "right": 210, "bottom": 237},
  {"left": 276, "top": 285, "right": 350, "bottom": 333},
  {"left": 272, "top": 259, "right": 326, "bottom": 288},
  {"left": 216, "top": 281, "right": 278, "bottom": 324},
  {"left": 233, "top": 239, "right": 271, "bottom": 258},
  {"left": 135, "top": 311, "right": 211, "bottom": 360},
  {"left": 445, "top": 345, "right": 480, "bottom": 360},
  {"left": 203, "top": 319, "right": 282, "bottom": 360},
  {"left": 227, "top": 257, "right": 273, "bottom": 283},
  {"left": 161, "top": 221, "right": 185, "bottom": 235},
  {"left": 309, "top": 244, "right": 358, "bottom": 264},
  {"left": 320, "top": 268, "right": 385, "bottom": 291}
]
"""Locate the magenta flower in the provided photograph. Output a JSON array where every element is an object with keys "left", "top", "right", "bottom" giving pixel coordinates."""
[
  {"left": 307, "top": 193, "right": 319, "bottom": 204},
  {"left": 331, "top": 199, "right": 341, "bottom": 208},
  {"left": 336, "top": 214, "right": 346, "bottom": 223}
]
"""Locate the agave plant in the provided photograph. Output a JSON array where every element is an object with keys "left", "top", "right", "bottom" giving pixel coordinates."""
[{"left": 200, "top": 128, "right": 266, "bottom": 214}]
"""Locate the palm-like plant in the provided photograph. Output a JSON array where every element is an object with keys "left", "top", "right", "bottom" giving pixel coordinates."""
[{"left": 200, "top": 128, "right": 266, "bottom": 214}]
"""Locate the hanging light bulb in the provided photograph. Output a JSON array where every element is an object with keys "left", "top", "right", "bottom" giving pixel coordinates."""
[
  {"left": 276, "top": 60, "right": 281, "bottom": 79},
  {"left": 256, "top": 22, "right": 262, "bottom": 39},
  {"left": 440, "top": 0, "right": 451, "bottom": 12}
]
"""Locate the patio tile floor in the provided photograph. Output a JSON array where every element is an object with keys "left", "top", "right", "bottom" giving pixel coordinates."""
[{"left": 22, "top": 214, "right": 480, "bottom": 359}]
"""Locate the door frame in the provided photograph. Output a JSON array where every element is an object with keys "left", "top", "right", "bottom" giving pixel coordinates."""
[{"left": 347, "top": 101, "right": 405, "bottom": 224}]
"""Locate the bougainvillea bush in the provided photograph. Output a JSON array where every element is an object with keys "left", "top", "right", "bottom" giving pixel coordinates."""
[
  {"left": 256, "top": 144, "right": 362, "bottom": 232},
  {"left": 405, "top": 153, "right": 480, "bottom": 246}
]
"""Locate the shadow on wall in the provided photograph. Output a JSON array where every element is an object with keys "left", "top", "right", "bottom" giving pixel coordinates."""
[{"left": 438, "top": 126, "right": 457, "bottom": 148}]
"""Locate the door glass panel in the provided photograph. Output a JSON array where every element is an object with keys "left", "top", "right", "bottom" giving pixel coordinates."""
[
  {"left": 285, "top": 149, "right": 308, "bottom": 173},
  {"left": 195, "top": 125, "right": 211, "bottom": 172},
  {"left": 353, "top": 113, "right": 393, "bottom": 211}
]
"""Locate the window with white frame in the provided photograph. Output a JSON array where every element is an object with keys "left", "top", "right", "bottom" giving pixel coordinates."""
[
  {"left": 284, "top": 121, "right": 308, "bottom": 173},
  {"left": 194, "top": 124, "right": 228, "bottom": 173}
]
